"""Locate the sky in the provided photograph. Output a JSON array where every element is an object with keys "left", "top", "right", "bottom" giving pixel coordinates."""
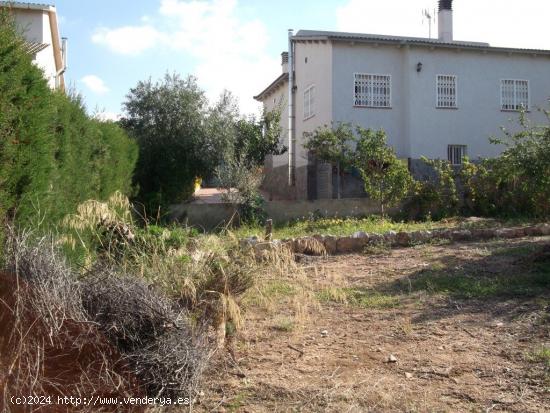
[{"left": 53, "top": 0, "right": 550, "bottom": 120}]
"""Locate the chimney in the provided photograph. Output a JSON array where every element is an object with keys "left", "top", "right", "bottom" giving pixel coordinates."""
[
  {"left": 438, "top": 0, "right": 453, "bottom": 42},
  {"left": 281, "top": 51, "right": 289, "bottom": 73}
]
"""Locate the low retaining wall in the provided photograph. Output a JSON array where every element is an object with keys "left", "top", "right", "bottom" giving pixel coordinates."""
[
  {"left": 264, "top": 198, "right": 384, "bottom": 223},
  {"left": 242, "top": 223, "right": 550, "bottom": 257},
  {"left": 169, "top": 198, "right": 385, "bottom": 229},
  {"left": 168, "top": 203, "right": 238, "bottom": 231}
]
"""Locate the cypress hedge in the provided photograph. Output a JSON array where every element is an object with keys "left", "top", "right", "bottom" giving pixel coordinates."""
[{"left": 0, "top": 13, "right": 137, "bottom": 236}]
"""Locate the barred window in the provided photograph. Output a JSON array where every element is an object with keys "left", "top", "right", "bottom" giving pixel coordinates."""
[
  {"left": 304, "top": 85, "right": 315, "bottom": 120},
  {"left": 501, "top": 79, "right": 529, "bottom": 110},
  {"left": 354, "top": 73, "right": 391, "bottom": 107},
  {"left": 436, "top": 75, "right": 457, "bottom": 108},
  {"left": 448, "top": 145, "right": 467, "bottom": 165}
]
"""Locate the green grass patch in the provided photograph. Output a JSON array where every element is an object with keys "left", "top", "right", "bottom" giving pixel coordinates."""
[
  {"left": 411, "top": 262, "right": 550, "bottom": 299},
  {"left": 527, "top": 346, "right": 550, "bottom": 367},
  {"left": 232, "top": 215, "right": 540, "bottom": 240},
  {"left": 318, "top": 287, "right": 400, "bottom": 309},
  {"left": 233, "top": 215, "right": 447, "bottom": 239},
  {"left": 261, "top": 280, "right": 298, "bottom": 297},
  {"left": 272, "top": 317, "right": 295, "bottom": 332}
]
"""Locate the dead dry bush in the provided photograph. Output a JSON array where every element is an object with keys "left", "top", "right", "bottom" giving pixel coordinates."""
[
  {"left": 0, "top": 230, "right": 210, "bottom": 411},
  {"left": 81, "top": 272, "right": 210, "bottom": 399},
  {"left": 0, "top": 231, "right": 143, "bottom": 412}
]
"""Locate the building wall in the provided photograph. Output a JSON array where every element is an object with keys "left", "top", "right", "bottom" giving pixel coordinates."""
[
  {"left": 405, "top": 47, "right": 550, "bottom": 160},
  {"left": 331, "top": 43, "right": 409, "bottom": 157},
  {"left": 293, "top": 40, "right": 334, "bottom": 199},
  {"left": 261, "top": 81, "right": 291, "bottom": 200},
  {"left": 13, "top": 9, "right": 57, "bottom": 89},
  {"left": 330, "top": 41, "right": 550, "bottom": 161}
]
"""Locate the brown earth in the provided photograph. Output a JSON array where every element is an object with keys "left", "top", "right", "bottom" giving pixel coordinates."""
[{"left": 199, "top": 237, "right": 550, "bottom": 412}]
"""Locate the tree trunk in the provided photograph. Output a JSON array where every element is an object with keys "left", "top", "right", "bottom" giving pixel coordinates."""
[{"left": 336, "top": 161, "right": 341, "bottom": 199}]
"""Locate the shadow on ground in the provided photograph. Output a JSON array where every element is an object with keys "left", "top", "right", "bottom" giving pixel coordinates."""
[{"left": 383, "top": 239, "right": 550, "bottom": 325}]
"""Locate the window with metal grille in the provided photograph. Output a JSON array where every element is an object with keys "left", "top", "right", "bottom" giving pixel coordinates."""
[
  {"left": 354, "top": 73, "right": 391, "bottom": 107},
  {"left": 501, "top": 79, "right": 529, "bottom": 110},
  {"left": 436, "top": 75, "right": 457, "bottom": 108},
  {"left": 447, "top": 145, "right": 467, "bottom": 165},
  {"left": 303, "top": 85, "right": 315, "bottom": 120}
]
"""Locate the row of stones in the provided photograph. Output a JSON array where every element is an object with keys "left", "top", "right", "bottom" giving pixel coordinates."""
[{"left": 244, "top": 223, "right": 550, "bottom": 256}]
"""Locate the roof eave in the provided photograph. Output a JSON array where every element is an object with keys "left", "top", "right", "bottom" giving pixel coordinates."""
[
  {"left": 0, "top": 2, "right": 55, "bottom": 12},
  {"left": 293, "top": 34, "right": 550, "bottom": 56},
  {"left": 254, "top": 72, "right": 289, "bottom": 102}
]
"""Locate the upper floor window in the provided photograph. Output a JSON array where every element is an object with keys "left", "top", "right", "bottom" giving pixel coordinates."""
[
  {"left": 354, "top": 73, "right": 391, "bottom": 108},
  {"left": 436, "top": 75, "right": 457, "bottom": 108},
  {"left": 304, "top": 85, "right": 315, "bottom": 120},
  {"left": 501, "top": 79, "right": 529, "bottom": 111},
  {"left": 448, "top": 145, "right": 467, "bottom": 165}
]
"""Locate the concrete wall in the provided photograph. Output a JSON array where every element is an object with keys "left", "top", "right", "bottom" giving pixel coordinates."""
[
  {"left": 168, "top": 202, "right": 239, "bottom": 231},
  {"left": 169, "top": 198, "right": 383, "bottom": 229}
]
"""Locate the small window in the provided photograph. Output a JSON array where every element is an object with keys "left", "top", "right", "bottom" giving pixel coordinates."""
[
  {"left": 354, "top": 73, "right": 391, "bottom": 108},
  {"left": 304, "top": 85, "right": 315, "bottom": 120},
  {"left": 501, "top": 79, "right": 529, "bottom": 111},
  {"left": 436, "top": 75, "right": 457, "bottom": 108},
  {"left": 448, "top": 145, "right": 467, "bottom": 165}
]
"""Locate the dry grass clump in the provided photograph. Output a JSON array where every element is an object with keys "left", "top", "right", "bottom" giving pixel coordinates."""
[{"left": 241, "top": 241, "right": 318, "bottom": 330}]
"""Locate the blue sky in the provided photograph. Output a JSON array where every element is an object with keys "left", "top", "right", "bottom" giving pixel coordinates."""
[{"left": 54, "top": 0, "right": 550, "bottom": 119}]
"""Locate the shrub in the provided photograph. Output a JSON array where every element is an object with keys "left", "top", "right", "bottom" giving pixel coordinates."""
[
  {"left": 403, "top": 158, "right": 459, "bottom": 220},
  {"left": 354, "top": 127, "right": 412, "bottom": 215},
  {"left": 411, "top": 110, "right": 550, "bottom": 220}
]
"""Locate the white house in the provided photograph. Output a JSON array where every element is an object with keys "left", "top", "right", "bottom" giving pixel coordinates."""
[
  {"left": 255, "top": 0, "right": 550, "bottom": 200},
  {"left": 0, "top": 1, "right": 67, "bottom": 91}
]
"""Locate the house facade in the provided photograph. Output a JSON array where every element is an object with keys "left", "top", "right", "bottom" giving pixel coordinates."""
[
  {"left": 0, "top": 1, "right": 67, "bottom": 91},
  {"left": 255, "top": 0, "right": 550, "bottom": 201}
]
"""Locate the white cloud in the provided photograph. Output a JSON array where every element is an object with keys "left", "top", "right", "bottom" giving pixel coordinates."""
[
  {"left": 81, "top": 75, "right": 110, "bottom": 95},
  {"left": 336, "top": 0, "right": 550, "bottom": 50},
  {"left": 92, "top": 25, "right": 163, "bottom": 55},
  {"left": 94, "top": 111, "right": 121, "bottom": 122},
  {"left": 90, "top": 0, "right": 279, "bottom": 114}
]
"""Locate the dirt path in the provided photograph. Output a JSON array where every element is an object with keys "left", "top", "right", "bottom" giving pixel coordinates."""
[{"left": 200, "top": 237, "right": 550, "bottom": 412}]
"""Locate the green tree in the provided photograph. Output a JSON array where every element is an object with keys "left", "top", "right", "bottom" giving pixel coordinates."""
[
  {"left": 354, "top": 127, "right": 412, "bottom": 215},
  {"left": 304, "top": 123, "right": 357, "bottom": 199},
  {"left": 210, "top": 92, "right": 285, "bottom": 224},
  {"left": 121, "top": 74, "right": 209, "bottom": 214}
]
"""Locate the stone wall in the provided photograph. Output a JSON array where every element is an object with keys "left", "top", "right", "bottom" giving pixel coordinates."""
[{"left": 243, "top": 223, "right": 550, "bottom": 257}]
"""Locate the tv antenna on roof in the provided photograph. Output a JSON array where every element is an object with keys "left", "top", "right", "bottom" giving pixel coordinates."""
[{"left": 422, "top": 8, "right": 435, "bottom": 39}]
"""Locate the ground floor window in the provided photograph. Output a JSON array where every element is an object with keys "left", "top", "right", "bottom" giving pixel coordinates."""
[{"left": 447, "top": 145, "right": 467, "bottom": 165}]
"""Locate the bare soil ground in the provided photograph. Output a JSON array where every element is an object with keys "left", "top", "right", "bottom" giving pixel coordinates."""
[{"left": 200, "top": 237, "right": 550, "bottom": 412}]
